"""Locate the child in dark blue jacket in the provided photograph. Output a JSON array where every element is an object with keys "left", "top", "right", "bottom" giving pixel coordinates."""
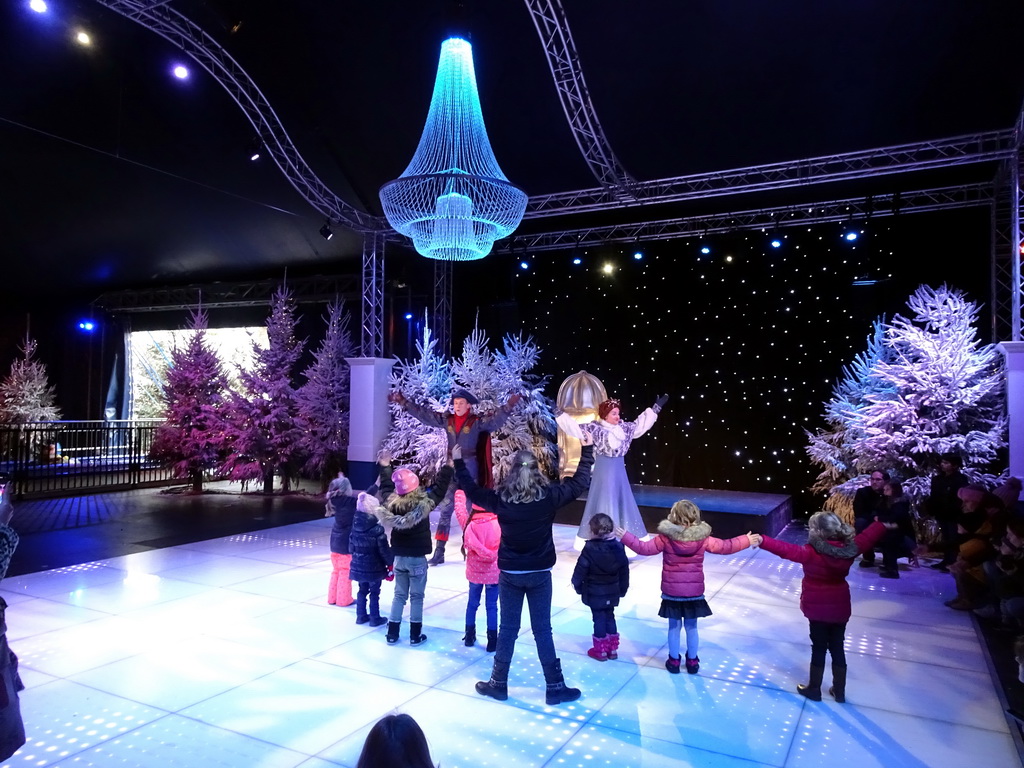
[
  {"left": 349, "top": 492, "right": 394, "bottom": 627},
  {"left": 326, "top": 473, "right": 356, "bottom": 606},
  {"left": 572, "top": 512, "right": 630, "bottom": 661}
]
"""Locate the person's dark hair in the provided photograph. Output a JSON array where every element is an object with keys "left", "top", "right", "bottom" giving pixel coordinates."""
[
  {"left": 884, "top": 479, "right": 904, "bottom": 497},
  {"left": 940, "top": 452, "right": 963, "bottom": 468},
  {"left": 869, "top": 470, "right": 890, "bottom": 482},
  {"left": 589, "top": 513, "right": 613, "bottom": 537},
  {"left": 356, "top": 713, "right": 436, "bottom": 768}
]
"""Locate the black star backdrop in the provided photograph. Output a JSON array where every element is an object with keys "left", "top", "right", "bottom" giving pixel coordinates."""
[{"left": 455, "top": 207, "right": 992, "bottom": 513}]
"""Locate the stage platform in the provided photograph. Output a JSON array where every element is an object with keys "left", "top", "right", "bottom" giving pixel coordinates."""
[{"left": 555, "top": 484, "right": 793, "bottom": 539}]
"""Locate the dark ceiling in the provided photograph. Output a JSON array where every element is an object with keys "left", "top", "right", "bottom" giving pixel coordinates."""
[{"left": 1, "top": 0, "right": 1022, "bottom": 306}]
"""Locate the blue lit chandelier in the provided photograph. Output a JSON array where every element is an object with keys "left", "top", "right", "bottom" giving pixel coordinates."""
[{"left": 379, "top": 37, "right": 528, "bottom": 262}]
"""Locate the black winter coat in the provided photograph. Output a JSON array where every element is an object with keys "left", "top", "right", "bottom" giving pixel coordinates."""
[
  {"left": 456, "top": 446, "right": 593, "bottom": 572},
  {"left": 329, "top": 495, "right": 356, "bottom": 555},
  {"left": 378, "top": 465, "right": 454, "bottom": 557},
  {"left": 349, "top": 511, "right": 393, "bottom": 582},
  {"left": 572, "top": 537, "right": 630, "bottom": 608}
]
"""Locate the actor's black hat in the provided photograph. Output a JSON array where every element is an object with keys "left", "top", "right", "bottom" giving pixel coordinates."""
[{"left": 451, "top": 388, "right": 479, "bottom": 405}]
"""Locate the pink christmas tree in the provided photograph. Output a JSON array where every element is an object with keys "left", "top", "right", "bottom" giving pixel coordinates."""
[
  {"left": 297, "top": 300, "right": 357, "bottom": 487},
  {"left": 150, "top": 310, "right": 230, "bottom": 492},
  {"left": 222, "top": 286, "right": 306, "bottom": 493}
]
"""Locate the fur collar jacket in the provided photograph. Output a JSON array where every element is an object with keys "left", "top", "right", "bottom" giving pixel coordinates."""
[{"left": 657, "top": 520, "right": 711, "bottom": 542}]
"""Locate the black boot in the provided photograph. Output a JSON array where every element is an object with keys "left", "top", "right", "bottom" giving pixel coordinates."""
[
  {"left": 463, "top": 625, "right": 476, "bottom": 647},
  {"left": 797, "top": 664, "right": 824, "bottom": 701},
  {"left": 427, "top": 540, "right": 446, "bottom": 566},
  {"left": 368, "top": 591, "right": 387, "bottom": 626},
  {"left": 486, "top": 630, "right": 498, "bottom": 653},
  {"left": 386, "top": 621, "right": 401, "bottom": 645},
  {"left": 355, "top": 596, "right": 369, "bottom": 625},
  {"left": 542, "top": 658, "right": 581, "bottom": 705},
  {"left": 829, "top": 664, "right": 847, "bottom": 703},
  {"left": 475, "top": 660, "right": 510, "bottom": 701},
  {"left": 410, "top": 621, "right": 428, "bottom": 646}
]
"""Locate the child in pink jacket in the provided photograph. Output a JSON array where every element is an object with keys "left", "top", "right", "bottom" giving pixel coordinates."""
[
  {"left": 455, "top": 490, "right": 500, "bottom": 651},
  {"left": 618, "top": 499, "right": 758, "bottom": 674}
]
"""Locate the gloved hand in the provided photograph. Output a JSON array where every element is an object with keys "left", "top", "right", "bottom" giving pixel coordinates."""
[
  {"left": 385, "top": 566, "right": 395, "bottom": 582},
  {"left": 653, "top": 394, "right": 669, "bottom": 413}
]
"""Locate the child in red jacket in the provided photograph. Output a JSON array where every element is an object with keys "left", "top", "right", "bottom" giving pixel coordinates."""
[
  {"left": 618, "top": 500, "right": 758, "bottom": 674},
  {"left": 454, "top": 490, "right": 501, "bottom": 651},
  {"left": 758, "top": 511, "right": 887, "bottom": 702}
]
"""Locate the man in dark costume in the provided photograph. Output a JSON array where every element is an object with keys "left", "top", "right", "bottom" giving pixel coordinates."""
[{"left": 389, "top": 388, "right": 521, "bottom": 565}]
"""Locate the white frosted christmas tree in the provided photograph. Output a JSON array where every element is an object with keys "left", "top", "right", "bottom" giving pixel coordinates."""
[{"left": 807, "top": 284, "right": 1007, "bottom": 517}]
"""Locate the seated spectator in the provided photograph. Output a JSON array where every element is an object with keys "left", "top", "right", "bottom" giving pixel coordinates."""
[
  {"left": 975, "top": 517, "right": 1024, "bottom": 622},
  {"left": 945, "top": 485, "right": 1007, "bottom": 610},
  {"left": 356, "top": 713, "right": 436, "bottom": 768},
  {"left": 877, "top": 480, "right": 917, "bottom": 579}
]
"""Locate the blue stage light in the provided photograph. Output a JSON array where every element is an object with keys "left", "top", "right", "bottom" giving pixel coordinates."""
[
  {"left": 770, "top": 239, "right": 782, "bottom": 248},
  {"left": 78, "top": 321, "right": 96, "bottom": 332},
  {"left": 172, "top": 64, "right": 189, "bottom": 80},
  {"left": 404, "top": 313, "right": 414, "bottom": 320},
  {"left": 519, "top": 261, "right": 529, "bottom": 270},
  {"left": 572, "top": 257, "right": 582, "bottom": 265},
  {"left": 700, "top": 246, "right": 711, "bottom": 255},
  {"left": 29, "top": 0, "right": 48, "bottom": 13},
  {"left": 633, "top": 251, "right": 643, "bottom": 260},
  {"left": 844, "top": 231, "right": 858, "bottom": 241}
]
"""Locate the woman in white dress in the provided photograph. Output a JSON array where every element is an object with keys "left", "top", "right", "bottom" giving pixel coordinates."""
[{"left": 557, "top": 395, "right": 668, "bottom": 540}]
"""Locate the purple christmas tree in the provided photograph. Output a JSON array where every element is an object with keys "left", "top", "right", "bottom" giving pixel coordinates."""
[
  {"left": 222, "top": 286, "right": 306, "bottom": 493},
  {"left": 297, "top": 300, "right": 357, "bottom": 487},
  {"left": 150, "top": 310, "right": 230, "bottom": 492}
]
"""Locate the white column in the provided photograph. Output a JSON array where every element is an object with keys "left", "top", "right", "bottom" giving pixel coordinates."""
[
  {"left": 1000, "top": 341, "right": 1024, "bottom": 479},
  {"left": 346, "top": 357, "right": 396, "bottom": 488}
]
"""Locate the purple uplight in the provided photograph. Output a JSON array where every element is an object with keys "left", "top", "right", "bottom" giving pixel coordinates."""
[{"left": 172, "top": 64, "right": 189, "bottom": 80}]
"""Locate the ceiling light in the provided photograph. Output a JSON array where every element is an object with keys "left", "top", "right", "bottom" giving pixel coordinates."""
[
  {"left": 29, "top": 0, "right": 47, "bottom": 13},
  {"left": 319, "top": 223, "right": 334, "bottom": 241},
  {"left": 172, "top": 64, "right": 189, "bottom": 80}
]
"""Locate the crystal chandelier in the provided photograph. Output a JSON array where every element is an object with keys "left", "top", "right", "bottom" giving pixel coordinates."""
[{"left": 379, "top": 37, "right": 527, "bottom": 262}]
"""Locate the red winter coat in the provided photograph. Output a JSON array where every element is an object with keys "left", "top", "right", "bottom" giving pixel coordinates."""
[
  {"left": 454, "top": 491, "right": 500, "bottom": 585},
  {"left": 622, "top": 520, "right": 751, "bottom": 598},
  {"left": 759, "top": 522, "right": 886, "bottom": 624}
]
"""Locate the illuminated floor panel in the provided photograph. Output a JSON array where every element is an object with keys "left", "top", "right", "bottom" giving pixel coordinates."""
[{"left": 0, "top": 521, "right": 1014, "bottom": 768}]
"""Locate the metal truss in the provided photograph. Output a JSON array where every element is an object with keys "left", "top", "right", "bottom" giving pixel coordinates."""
[
  {"left": 91, "top": 0, "right": 385, "bottom": 234},
  {"left": 991, "top": 116, "right": 1023, "bottom": 342},
  {"left": 514, "top": 183, "right": 994, "bottom": 251},
  {"left": 93, "top": 274, "right": 359, "bottom": 313},
  {"left": 523, "top": 0, "right": 633, "bottom": 191},
  {"left": 433, "top": 261, "right": 453, "bottom": 358},
  {"left": 525, "top": 130, "right": 1016, "bottom": 218},
  {"left": 361, "top": 233, "right": 386, "bottom": 357}
]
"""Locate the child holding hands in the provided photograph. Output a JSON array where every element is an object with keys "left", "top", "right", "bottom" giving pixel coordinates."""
[
  {"left": 617, "top": 500, "right": 759, "bottom": 674},
  {"left": 573, "top": 513, "right": 630, "bottom": 661},
  {"left": 758, "top": 511, "right": 887, "bottom": 702}
]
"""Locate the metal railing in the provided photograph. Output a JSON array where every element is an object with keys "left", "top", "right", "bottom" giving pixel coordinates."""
[{"left": 0, "top": 420, "right": 178, "bottom": 498}]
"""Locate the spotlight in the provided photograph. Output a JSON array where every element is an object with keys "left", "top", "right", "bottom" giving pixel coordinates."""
[
  {"left": 172, "top": 64, "right": 189, "bottom": 80},
  {"left": 249, "top": 136, "right": 262, "bottom": 161},
  {"left": 319, "top": 223, "right": 334, "bottom": 241},
  {"left": 700, "top": 246, "right": 711, "bottom": 255},
  {"left": 29, "top": 0, "right": 47, "bottom": 13},
  {"left": 75, "top": 30, "right": 91, "bottom": 46},
  {"left": 572, "top": 257, "right": 582, "bottom": 265},
  {"left": 602, "top": 263, "right": 614, "bottom": 274},
  {"left": 519, "top": 261, "right": 529, "bottom": 270},
  {"left": 77, "top": 320, "right": 96, "bottom": 332},
  {"left": 633, "top": 251, "right": 643, "bottom": 260},
  {"left": 844, "top": 231, "right": 858, "bottom": 241},
  {"left": 404, "top": 312, "right": 414, "bottom": 320},
  {"left": 770, "top": 239, "right": 782, "bottom": 248}
]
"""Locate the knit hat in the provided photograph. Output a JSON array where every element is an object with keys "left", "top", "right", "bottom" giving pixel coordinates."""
[
  {"left": 392, "top": 467, "right": 420, "bottom": 495},
  {"left": 451, "top": 388, "right": 479, "bottom": 405},
  {"left": 957, "top": 485, "right": 987, "bottom": 506},
  {"left": 994, "top": 477, "right": 1023, "bottom": 509}
]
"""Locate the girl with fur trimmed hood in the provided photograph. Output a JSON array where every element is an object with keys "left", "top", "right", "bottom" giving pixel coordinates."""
[
  {"left": 368, "top": 453, "right": 454, "bottom": 647},
  {"left": 758, "top": 511, "right": 887, "bottom": 703},
  {"left": 617, "top": 500, "right": 758, "bottom": 675}
]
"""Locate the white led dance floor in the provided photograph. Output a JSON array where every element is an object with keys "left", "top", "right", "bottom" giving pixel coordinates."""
[{"left": 0, "top": 522, "right": 1016, "bottom": 767}]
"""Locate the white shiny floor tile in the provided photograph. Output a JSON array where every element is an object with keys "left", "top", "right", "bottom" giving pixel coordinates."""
[{"left": 1, "top": 522, "right": 1016, "bottom": 768}]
